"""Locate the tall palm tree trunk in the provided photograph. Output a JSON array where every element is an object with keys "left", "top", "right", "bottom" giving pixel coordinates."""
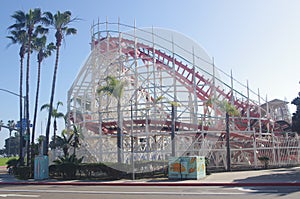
[
  {"left": 25, "top": 33, "right": 32, "bottom": 166},
  {"left": 45, "top": 45, "right": 60, "bottom": 155},
  {"left": 19, "top": 53, "right": 24, "bottom": 166},
  {"left": 8, "top": 130, "right": 12, "bottom": 157},
  {"left": 31, "top": 60, "right": 41, "bottom": 168},
  {"left": 53, "top": 119, "right": 57, "bottom": 149}
]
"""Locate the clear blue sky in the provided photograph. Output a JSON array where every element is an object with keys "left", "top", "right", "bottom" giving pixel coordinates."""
[{"left": 0, "top": 0, "right": 300, "bottom": 148}]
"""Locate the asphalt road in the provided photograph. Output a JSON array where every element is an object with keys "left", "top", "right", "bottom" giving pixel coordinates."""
[
  {"left": 1, "top": 166, "right": 300, "bottom": 198},
  {"left": 0, "top": 185, "right": 299, "bottom": 199}
]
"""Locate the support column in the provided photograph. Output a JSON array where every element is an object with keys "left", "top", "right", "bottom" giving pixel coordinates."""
[{"left": 226, "top": 112, "right": 231, "bottom": 171}]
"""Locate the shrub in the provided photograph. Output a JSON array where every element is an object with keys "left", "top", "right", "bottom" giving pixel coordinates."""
[
  {"left": 14, "top": 166, "right": 31, "bottom": 180},
  {"left": 258, "top": 156, "right": 270, "bottom": 169},
  {"left": 60, "top": 162, "right": 77, "bottom": 179},
  {"left": 6, "top": 158, "right": 18, "bottom": 169},
  {"left": 52, "top": 154, "right": 83, "bottom": 180}
]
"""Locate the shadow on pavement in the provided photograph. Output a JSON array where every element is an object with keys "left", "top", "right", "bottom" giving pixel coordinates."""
[
  {"left": 231, "top": 168, "right": 300, "bottom": 196},
  {"left": 233, "top": 168, "right": 300, "bottom": 183},
  {"left": 0, "top": 168, "right": 21, "bottom": 183}
]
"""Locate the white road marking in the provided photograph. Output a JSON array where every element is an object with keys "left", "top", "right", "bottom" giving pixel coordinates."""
[
  {"left": 0, "top": 189, "right": 244, "bottom": 195},
  {"left": 0, "top": 194, "right": 40, "bottom": 198},
  {"left": 237, "top": 187, "right": 278, "bottom": 193}
]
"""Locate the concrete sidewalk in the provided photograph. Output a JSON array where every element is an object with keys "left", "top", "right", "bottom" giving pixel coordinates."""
[{"left": 1, "top": 166, "right": 300, "bottom": 186}]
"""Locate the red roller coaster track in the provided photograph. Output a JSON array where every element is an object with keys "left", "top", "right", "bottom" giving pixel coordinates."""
[{"left": 93, "top": 37, "right": 271, "bottom": 132}]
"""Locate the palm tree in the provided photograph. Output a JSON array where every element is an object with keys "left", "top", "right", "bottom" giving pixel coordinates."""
[
  {"left": 7, "top": 120, "right": 16, "bottom": 157},
  {"left": 52, "top": 126, "right": 80, "bottom": 159},
  {"left": 70, "top": 124, "right": 81, "bottom": 156},
  {"left": 221, "top": 100, "right": 239, "bottom": 171},
  {"left": 7, "top": 16, "right": 28, "bottom": 165},
  {"left": 291, "top": 89, "right": 300, "bottom": 133},
  {"left": 31, "top": 35, "right": 55, "bottom": 159},
  {"left": 41, "top": 101, "right": 65, "bottom": 153},
  {"left": 8, "top": 8, "right": 49, "bottom": 166},
  {"left": 43, "top": 11, "right": 78, "bottom": 155},
  {"left": 168, "top": 101, "right": 181, "bottom": 157},
  {"left": 97, "top": 75, "right": 126, "bottom": 163},
  {"left": 52, "top": 130, "right": 73, "bottom": 158},
  {"left": 25, "top": 8, "right": 48, "bottom": 166}
]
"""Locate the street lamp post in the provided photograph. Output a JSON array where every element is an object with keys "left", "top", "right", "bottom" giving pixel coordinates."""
[{"left": 0, "top": 88, "right": 26, "bottom": 165}]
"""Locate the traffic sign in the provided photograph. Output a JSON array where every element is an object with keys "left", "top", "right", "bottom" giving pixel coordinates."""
[
  {"left": 24, "top": 134, "right": 29, "bottom": 141},
  {"left": 16, "top": 118, "right": 32, "bottom": 133}
]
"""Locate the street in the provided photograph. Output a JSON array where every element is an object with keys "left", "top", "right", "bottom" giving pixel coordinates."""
[
  {"left": 1, "top": 166, "right": 300, "bottom": 198},
  {"left": 0, "top": 185, "right": 300, "bottom": 199}
]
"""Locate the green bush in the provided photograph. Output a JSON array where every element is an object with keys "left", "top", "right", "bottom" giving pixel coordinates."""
[
  {"left": 49, "top": 164, "right": 60, "bottom": 177},
  {"left": 258, "top": 156, "right": 270, "bottom": 169},
  {"left": 6, "top": 158, "right": 18, "bottom": 169},
  {"left": 60, "top": 162, "right": 77, "bottom": 179},
  {"left": 49, "top": 161, "right": 168, "bottom": 180},
  {"left": 78, "top": 163, "right": 106, "bottom": 177},
  {"left": 51, "top": 154, "right": 83, "bottom": 179},
  {"left": 14, "top": 166, "right": 31, "bottom": 180}
]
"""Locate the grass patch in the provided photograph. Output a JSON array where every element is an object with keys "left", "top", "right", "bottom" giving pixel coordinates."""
[{"left": 0, "top": 157, "right": 18, "bottom": 166}]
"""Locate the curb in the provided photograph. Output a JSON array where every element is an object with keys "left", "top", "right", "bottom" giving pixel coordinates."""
[{"left": 1, "top": 181, "right": 300, "bottom": 186}]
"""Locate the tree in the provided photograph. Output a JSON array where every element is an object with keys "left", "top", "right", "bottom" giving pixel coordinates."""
[
  {"left": 221, "top": 100, "right": 239, "bottom": 172},
  {"left": 25, "top": 9, "right": 49, "bottom": 166},
  {"left": 7, "top": 120, "right": 16, "bottom": 157},
  {"left": 97, "top": 75, "right": 126, "bottom": 163},
  {"left": 31, "top": 35, "right": 55, "bottom": 159},
  {"left": 41, "top": 101, "right": 65, "bottom": 152},
  {"left": 169, "top": 101, "right": 180, "bottom": 157},
  {"left": 69, "top": 124, "right": 81, "bottom": 156},
  {"left": 52, "top": 123, "right": 81, "bottom": 156},
  {"left": 5, "top": 133, "right": 20, "bottom": 157},
  {"left": 7, "top": 13, "right": 28, "bottom": 165},
  {"left": 43, "top": 10, "right": 78, "bottom": 155},
  {"left": 203, "top": 98, "right": 240, "bottom": 171},
  {"left": 8, "top": 8, "right": 49, "bottom": 166},
  {"left": 50, "top": 129, "right": 72, "bottom": 158},
  {"left": 291, "top": 87, "right": 300, "bottom": 134}
]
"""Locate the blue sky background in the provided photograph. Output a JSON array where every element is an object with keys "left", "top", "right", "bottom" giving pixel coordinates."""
[{"left": 0, "top": 0, "right": 300, "bottom": 148}]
